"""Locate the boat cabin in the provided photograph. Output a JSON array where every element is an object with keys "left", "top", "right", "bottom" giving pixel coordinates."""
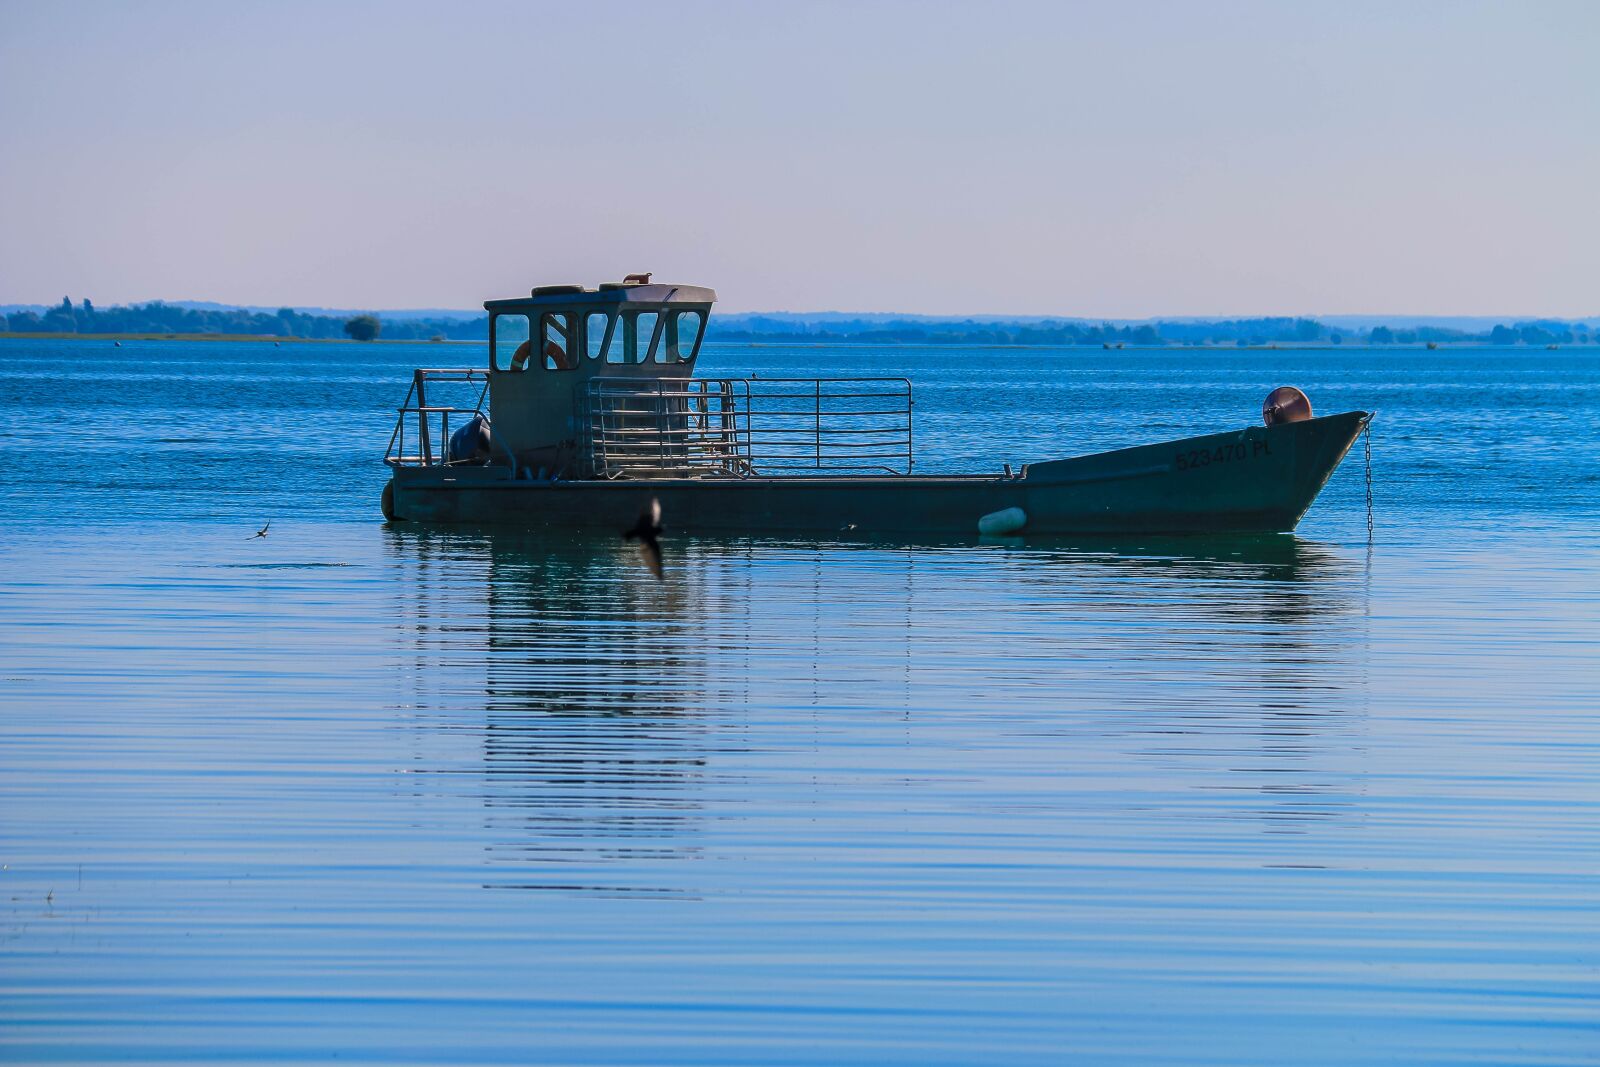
[{"left": 484, "top": 278, "right": 717, "bottom": 475}]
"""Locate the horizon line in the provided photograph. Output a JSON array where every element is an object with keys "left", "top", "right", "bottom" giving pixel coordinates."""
[{"left": 3, "top": 299, "right": 1597, "bottom": 325}]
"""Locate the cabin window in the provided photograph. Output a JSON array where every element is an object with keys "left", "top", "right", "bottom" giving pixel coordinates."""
[
  {"left": 605, "top": 314, "right": 634, "bottom": 364},
  {"left": 661, "top": 310, "right": 705, "bottom": 363},
  {"left": 634, "top": 312, "right": 662, "bottom": 363},
  {"left": 540, "top": 313, "right": 575, "bottom": 371},
  {"left": 585, "top": 312, "right": 612, "bottom": 360},
  {"left": 491, "top": 313, "right": 531, "bottom": 372}
]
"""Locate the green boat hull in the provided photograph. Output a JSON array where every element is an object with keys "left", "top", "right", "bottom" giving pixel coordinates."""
[{"left": 386, "top": 410, "right": 1369, "bottom": 536}]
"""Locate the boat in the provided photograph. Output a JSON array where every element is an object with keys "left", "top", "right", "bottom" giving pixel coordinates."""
[{"left": 380, "top": 278, "right": 1371, "bottom": 535}]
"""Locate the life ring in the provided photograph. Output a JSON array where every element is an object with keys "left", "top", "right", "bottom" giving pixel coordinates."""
[
  {"left": 545, "top": 339, "right": 574, "bottom": 370},
  {"left": 509, "top": 339, "right": 573, "bottom": 371}
]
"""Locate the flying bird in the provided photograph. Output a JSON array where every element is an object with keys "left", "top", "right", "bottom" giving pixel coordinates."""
[
  {"left": 623, "top": 499, "right": 663, "bottom": 579},
  {"left": 249, "top": 522, "right": 270, "bottom": 539}
]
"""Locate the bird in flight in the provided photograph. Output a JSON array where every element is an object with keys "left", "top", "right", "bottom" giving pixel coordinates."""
[
  {"left": 623, "top": 499, "right": 663, "bottom": 579},
  {"left": 249, "top": 522, "right": 270, "bottom": 539}
]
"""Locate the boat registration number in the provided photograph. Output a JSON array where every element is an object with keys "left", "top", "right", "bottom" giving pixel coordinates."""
[{"left": 1175, "top": 438, "right": 1271, "bottom": 471}]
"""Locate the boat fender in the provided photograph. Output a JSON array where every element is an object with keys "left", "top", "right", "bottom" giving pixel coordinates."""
[
  {"left": 380, "top": 479, "right": 398, "bottom": 522},
  {"left": 977, "top": 507, "right": 1027, "bottom": 536},
  {"left": 446, "top": 413, "right": 493, "bottom": 464},
  {"left": 1263, "top": 386, "right": 1313, "bottom": 426}
]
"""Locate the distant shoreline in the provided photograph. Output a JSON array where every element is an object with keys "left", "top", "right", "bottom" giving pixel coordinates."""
[
  {"left": 0, "top": 332, "right": 461, "bottom": 344},
  {"left": 6, "top": 300, "right": 1595, "bottom": 348},
  {"left": 1, "top": 331, "right": 1590, "bottom": 351}
]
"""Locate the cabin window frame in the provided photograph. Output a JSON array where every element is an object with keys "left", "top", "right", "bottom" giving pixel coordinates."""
[
  {"left": 584, "top": 311, "right": 615, "bottom": 361},
  {"left": 633, "top": 311, "right": 664, "bottom": 364},
  {"left": 605, "top": 312, "right": 635, "bottom": 365},
  {"left": 490, "top": 304, "right": 706, "bottom": 369},
  {"left": 538, "top": 312, "right": 577, "bottom": 371},
  {"left": 489, "top": 311, "right": 532, "bottom": 372},
  {"left": 662, "top": 309, "right": 707, "bottom": 364}
]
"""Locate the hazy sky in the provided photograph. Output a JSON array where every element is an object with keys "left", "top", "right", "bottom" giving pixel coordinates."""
[{"left": 1, "top": 0, "right": 1596, "bottom": 316}]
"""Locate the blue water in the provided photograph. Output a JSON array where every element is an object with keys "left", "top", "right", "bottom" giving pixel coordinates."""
[{"left": 2, "top": 339, "right": 1598, "bottom": 1064}]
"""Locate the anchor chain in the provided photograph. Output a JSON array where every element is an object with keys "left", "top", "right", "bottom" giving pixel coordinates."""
[{"left": 1362, "top": 417, "right": 1374, "bottom": 545}]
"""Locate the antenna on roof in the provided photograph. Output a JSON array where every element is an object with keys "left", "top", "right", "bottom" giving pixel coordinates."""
[{"left": 623, "top": 272, "right": 652, "bottom": 285}]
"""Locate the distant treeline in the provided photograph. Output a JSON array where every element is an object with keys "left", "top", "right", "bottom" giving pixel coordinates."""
[
  {"left": 1, "top": 299, "right": 482, "bottom": 341},
  {"left": 715, "top": 315, "right": 1595, "bottom": 347},
  {"left": 3, "top": 298, "right": 1594, "bottom": 347}
]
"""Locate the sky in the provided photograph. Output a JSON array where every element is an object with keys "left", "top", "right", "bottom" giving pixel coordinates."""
[{"left": 1, "top": 0, "right": 1596, "bottom": 317}]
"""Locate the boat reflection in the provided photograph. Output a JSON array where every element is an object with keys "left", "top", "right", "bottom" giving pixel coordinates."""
[
  {"left": 386, "top": 527, "right": 1372, "bottom": 894},
  {"left": 388, "top": 525, "right": 719, "bottom": 896},
  {"left": 996, "top": 533, "right": 1371, "bottom": 836}
]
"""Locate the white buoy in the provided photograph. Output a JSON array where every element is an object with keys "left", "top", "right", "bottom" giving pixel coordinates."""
[{"left": 977, "top": 506, "right": 1027, "bottom": 536}]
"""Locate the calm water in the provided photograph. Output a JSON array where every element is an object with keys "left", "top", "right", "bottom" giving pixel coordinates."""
[{"left": 1, "top": 339, "right": 1597, "bottom": 1064}]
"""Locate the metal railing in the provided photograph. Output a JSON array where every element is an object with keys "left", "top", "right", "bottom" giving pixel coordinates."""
[
  {"left": 579, "top": 376, "right": 912, "bottom": 479},
  {"left": 384, "top": 368, "right": 501, "bottom": 469}
]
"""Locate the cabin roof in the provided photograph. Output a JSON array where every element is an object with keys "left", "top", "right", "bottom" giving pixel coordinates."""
[{"left": 485, "top": 283, "right": 716, "bottom": 313}]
